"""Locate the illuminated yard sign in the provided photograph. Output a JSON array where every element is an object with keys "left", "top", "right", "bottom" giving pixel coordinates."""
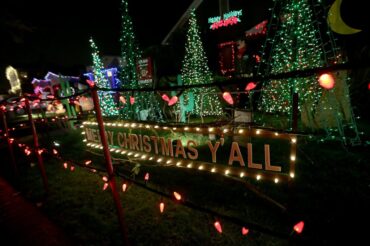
[
  {"left": 83, "top": 121, "right": 297, "bottom": 182},
  {"left": 208, "top": 10, "right": 243, "bottom": 30}
]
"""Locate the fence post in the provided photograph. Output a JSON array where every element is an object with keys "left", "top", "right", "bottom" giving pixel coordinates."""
[
  {"left": 292, "top": 93, "right": 299, "bottom": 132},
  {"left": 90, "top": 87, "right": 129, "bottom": 245},
  {"left": 24, "top": 98, "right": 49, "bottom": 194},
  {"left": 0, "top": 108, "right": 18, "bottom": 178}
]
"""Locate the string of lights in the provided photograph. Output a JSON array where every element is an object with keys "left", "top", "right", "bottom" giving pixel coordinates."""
[
  {"left": 3, "top": 135, "right": 303, "bottom": 240},
  {"left": 93, "top": 61, "right": 370, "bottom": 93},
  {"left": 0, "top": 62, "right": 366, "bottom": 104}
]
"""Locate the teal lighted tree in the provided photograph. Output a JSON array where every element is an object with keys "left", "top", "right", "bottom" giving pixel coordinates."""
[
  {"left": 119, "top": 0, "right": 163, "bottom": 121},
  {"left": 89, "top": 37, "right": 119, "bottom": 116},
  {"left": 180, "top": 10, "right": 223, "bottom": 118}
]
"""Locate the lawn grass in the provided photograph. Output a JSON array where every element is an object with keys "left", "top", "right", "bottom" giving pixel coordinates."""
[{"left": 1, "top": 121, "right": 370, "bottom": 245}]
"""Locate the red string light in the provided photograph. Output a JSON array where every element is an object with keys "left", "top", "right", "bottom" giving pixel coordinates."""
[
  {"left": 144, "top": 173, "right": 150, "bottom": 182},
  {"left": 161, "top": 94, "right": 170, "bottom": 102},
  {"left": 293, "top": 221, "right": 304, "bottom": 234},
  {"left": 8, "top": 126, "right": 300, "bottom": 239},
  {"left": 245, "top": 82, "right": 257, "bottom": 91},
  {"left": 129, "top": 96, "right": 135, "bottom": 105},
  {"left": 214, "top": 221, "right": 222, "bottom": 233},
  {"left": 318, "top": 73, "right": 335, "bottom": 89},
  {"left": 24, "top": 149, "right": 31, "bottom": 156},
  {"left": 168, "top": 96, "right": 178, "bottom": 106},
  {"left": 241, "top": 227, "right": 249, "bottom": 235},
  {"left": 222, "top": 92, "right": 234, "bottom": 105},
  {"left": 86, "top": 79, "right": 95, "bottom": 88}
]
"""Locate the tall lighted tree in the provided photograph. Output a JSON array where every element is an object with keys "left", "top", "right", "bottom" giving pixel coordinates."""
[
  {"left": 119, "top": 0, "right": 163, "bottom": 121},
  {"left": 90, "top": 38, "right": 119, "bottom": 116},
  {"left": 180, "top": 11, "right": 223, "bottom": 118},
  {"left": 257, "top": 0, "right": 360, "bottom": 144},
  {"left": 258, "top": 0, "right": 324, "bottom": 116}
]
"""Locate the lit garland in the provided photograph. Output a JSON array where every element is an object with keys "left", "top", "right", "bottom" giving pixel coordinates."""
[
  {"left": 180, "top": 11, "right": 223, "bottom": 117},
  {"left": 119, "top": 0, "right": 163, "bottom": 122},
  {"left": 89, "top": 38, "right": 119, "bottom": 116}
]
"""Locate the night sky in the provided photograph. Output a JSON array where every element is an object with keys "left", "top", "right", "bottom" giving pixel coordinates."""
[
  {"left": 1, "top": 0, "right": 369, "bottom": 93},
  {"left": 0, "top": 0, "right": 192, "bottom": 67}
]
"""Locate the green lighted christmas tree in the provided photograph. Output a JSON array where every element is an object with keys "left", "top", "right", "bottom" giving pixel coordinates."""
[
  {"left": 257, "top": 0, "right": 360, "bottom": 144},
  {"left": 119, "top": 0, "right": 163, "bottom": 121},
  {"left": 180, "top": 10, "right": 223, "bottom": 118},
  {"left": 89, "top": 38, "right": 119, "bottom": 117},
  {"left": 258, "top": 0, "right": 323, "bottom": 116}
]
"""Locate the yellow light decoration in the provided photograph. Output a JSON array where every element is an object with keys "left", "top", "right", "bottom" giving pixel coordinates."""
[
  {"left": 5, "top": 66, "right": 22, "bottom": 95},
  {"left": 327, "top": 0, "right": 361, "bottom": 35}
]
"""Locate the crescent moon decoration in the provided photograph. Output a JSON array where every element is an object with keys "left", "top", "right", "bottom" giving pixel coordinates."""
[{"left": 327, "top": 0, "right": 362, "bottom": 35}]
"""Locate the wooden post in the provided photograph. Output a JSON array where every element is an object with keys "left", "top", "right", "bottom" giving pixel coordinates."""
[
  {"left": 91, "top": 87, "right": 129, "bottom": 245},
  {"left": 292, "top": 93, "right": 299, "bottom": 132},
  {"left": 0, "top": 109, "right": 18, "bottom": 178},
  {"left": 24, "top": 98, "right": 49, "bottom": 194}
]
